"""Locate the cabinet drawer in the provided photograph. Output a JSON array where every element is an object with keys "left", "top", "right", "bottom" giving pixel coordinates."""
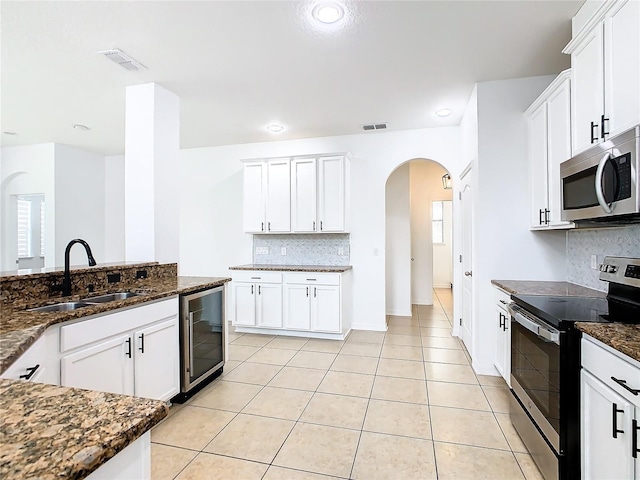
[
  {"left": 582, "top": 337, "right": 640, "bottom": 403},
  {"left": 232, "top": 271, "right": 282, "bottom": 284},
  {"left": 284, "top": 272, "right": 340, "bottom": 286},
  {"left": 60, "top": 298, "right": 179, "bottom": 352}
]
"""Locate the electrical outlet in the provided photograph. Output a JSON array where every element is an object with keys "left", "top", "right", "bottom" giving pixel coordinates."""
[
  {"left": 591, "top": 254, "right": 598, "bottom": 269},
  {"left": 255, "top": 247, "right": 269, "bottom": 255},
  {"left": 338, "top": 247, "right": 344, "bottom": 256},
  {"left": 281, "top": 247, "right": 287, "bottom": 255}
]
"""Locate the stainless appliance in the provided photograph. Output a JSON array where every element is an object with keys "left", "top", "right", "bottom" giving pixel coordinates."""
[
  {"left": 173, "top": 286, "right": 225, "bottom": 402},
  {"left": 508, "top": 257, "right": 640, "bottom": 480},
  {"left": 561, "top": 125, "right": 639, "bottom": 223}
]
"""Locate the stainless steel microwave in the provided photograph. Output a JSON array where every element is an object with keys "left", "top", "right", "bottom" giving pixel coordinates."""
[{"left": 561, "top": 125, "right": 639, "bottom": 223}]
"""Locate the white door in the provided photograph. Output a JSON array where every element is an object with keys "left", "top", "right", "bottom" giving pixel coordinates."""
[
  {"left": 257, "top": 283, "right": 283, "bottom": 328},
  {"left": 291, "top": 158, "right": 317, "bottom": 232},
  {"left": 284, "top": 284, "right": 311, "bottom": 330},
  {"left": 604, "top": 0, "right": 640, "bottom": 137},
  {"left": 460, "top": 173, "right": 473, "bottom": 354},
  {"left": 581, "top": 370, "right": 635, "bottom": 480},
  {"left": 546, "top": 77, "right": 573, "bottom": 227},
  {"left": 243, "top": 162, "right": 266, "bottom": 233},
  {"left": 61, "top": 335, "right": 134, "bottom": 395},
  {"left": 234, "top": 282, "right": 256, "bottom": 326},
  {"left": 529, "top": 104, "right": 549, "bottom": 228},
  {"left": 134, "top": 318, "right": 180, "bottom": 401},
  {"left": 571, "top": 23, "right": 605, "bottom": 155},
  {"left": 266, "top": 159, "right": 291, "bottom": 233},
  {"left": 318, "top": 156, "right": 345, "bottom": 232},
  {"left": 312, "top": 285, "right": 341, "bottom": 333}
]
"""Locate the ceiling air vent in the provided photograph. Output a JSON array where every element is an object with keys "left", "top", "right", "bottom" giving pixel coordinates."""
[
  {"left": 98, "top": 49, "right": 146, "bottom": 71},
  {"left": 362, "top": 123, "right": 388, "bottom": 131}
]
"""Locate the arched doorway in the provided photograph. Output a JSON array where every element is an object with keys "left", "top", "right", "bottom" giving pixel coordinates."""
[{"left": 384, "top": 159, "right": 454, "bottom": 321}]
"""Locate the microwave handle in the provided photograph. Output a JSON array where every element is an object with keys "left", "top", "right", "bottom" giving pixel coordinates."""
[{"left": 595, "top": 152, "right": 614, "bottom": 214}]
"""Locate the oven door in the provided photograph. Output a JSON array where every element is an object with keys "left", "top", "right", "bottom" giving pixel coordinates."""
[{"left": 509, "top": 304, "right": 562, "bottom": 453}]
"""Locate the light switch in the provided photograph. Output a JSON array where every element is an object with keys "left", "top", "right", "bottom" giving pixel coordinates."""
[
  {"left": 255, "top": 247, "right": 269, "bottom": 255},
  {"left": 281, "top": 247, "right": 287, "bottom": 255},
  {"left": 590, "top": 254, "right": 598, "bottom": 270}
]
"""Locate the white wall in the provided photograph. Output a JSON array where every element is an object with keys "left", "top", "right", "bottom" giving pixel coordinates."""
[
  {"left": 104, "top": 154, "right": 125, "bottom": 262},
  {"left": 179, "top": 127, "right": 462, "bottom": 331},
  {"left": 0, "top": 144, "right": 56, "bottom": 270},
  {"left": 410, "top": 161, "right": 453, "bottom": 305},
  {"left": 471, "top": 76, "right": 567, "bottom": 375},
  {"left": 433, "top": 200, "right": 453, "bottom": 288},
  {"left": 54, "top": 144, "right": 106, "bottom": 266},
  {"left": 385, "top": 163, "right": 411, "bottom": 316}
]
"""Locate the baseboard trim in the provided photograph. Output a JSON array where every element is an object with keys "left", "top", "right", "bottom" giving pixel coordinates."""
[
  {"left": 386, "top": 309, "right": 412, "bottom": 317},
  {"left": 351, "top": 323, "right": 387, "bottom": 332},
  {"left": 433, "top": 283, "right": 452, "bottom": 289}
]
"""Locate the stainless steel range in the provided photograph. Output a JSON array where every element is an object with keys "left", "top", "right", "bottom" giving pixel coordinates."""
[{"left": 508, "top": 256, "right": 640, "bottom": 480}]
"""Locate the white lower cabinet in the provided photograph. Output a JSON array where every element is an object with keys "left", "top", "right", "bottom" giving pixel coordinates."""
[
  {"left": 581, "top": 336, "right": 640, "bottom": 479},
  {"left": 1, "top": 326, "right": 60, "bottom": 385},
  {"left": 233, "top": 270, "right": 351, "bottom": 340},
  {"left": 60, "top": 298, "right": 180, "bottom": 401},
  {"left": 493, "top": 287, "right": 511, "bottom": 386}
]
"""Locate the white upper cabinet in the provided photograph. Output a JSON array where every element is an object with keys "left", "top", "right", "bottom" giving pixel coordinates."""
[
  {"left": 525, "top": 70, "right": 574, "bottom": 230},
  {"left": 565, "top": 0, "right": 640, "bottom": 155},
  {"left": 243, "top": 154, "right": 349, "bottom": 234}
]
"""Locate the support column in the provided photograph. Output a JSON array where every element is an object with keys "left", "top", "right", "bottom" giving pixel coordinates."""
[{"left": 124, "top": 83, "right": 179, "bottom": 264}]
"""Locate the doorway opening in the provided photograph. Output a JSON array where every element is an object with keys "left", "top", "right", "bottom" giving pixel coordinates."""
[{"left": 384, "top": 159, "right": 453, "bottom": 320}]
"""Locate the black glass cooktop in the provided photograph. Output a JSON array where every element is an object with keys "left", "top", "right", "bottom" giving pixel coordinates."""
[{"left": 512, "top": 294, "right": 640, "bottom": 328}]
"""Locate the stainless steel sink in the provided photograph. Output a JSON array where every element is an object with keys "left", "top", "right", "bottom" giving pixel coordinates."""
[
  {"left": 81, "top": 292, "right": 141, "bottom": 303},
  {"left": 28, "top": 302, "right": 94, "bottom": 312}
]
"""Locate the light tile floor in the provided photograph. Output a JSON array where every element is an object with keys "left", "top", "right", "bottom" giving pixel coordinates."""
[{"left": 151, "top": 289, "right": 543, "bottom": 480}]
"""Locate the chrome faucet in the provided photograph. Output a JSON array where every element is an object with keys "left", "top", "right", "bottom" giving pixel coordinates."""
[{"left": 62, "top": 239, "right": 96, "bottom": 296}]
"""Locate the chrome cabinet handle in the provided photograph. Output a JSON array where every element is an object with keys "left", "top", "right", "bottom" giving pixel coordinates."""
[{"left": 189, "top": 312, "right": 195, "bottom": 373}]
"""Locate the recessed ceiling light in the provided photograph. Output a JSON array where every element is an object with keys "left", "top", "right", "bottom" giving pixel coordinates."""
[
  {"left": 312, "top": 3, "right": 345, "bottom": 24},
  {"left": 266, "top": 124, "right": 284, "bottom": 133},
  {"left": 435, "top": 108, "right": 453, "bottom": 117},
  {"left": 73, "top": 124, "right": 91, "bottom": 131},
  {"left": 3, "top": 131, "right": 18, "bottom": 136}
]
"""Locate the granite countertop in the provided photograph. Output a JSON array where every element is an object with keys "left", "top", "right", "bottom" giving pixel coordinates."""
[
  {"left": 0, "top": 379, "right": 167, "bottom": 479},
  {"left": 491, "top": 280, "right": 607, "bottom": 298},
  {"left": 0, "top": 261, "right": 161, "bottom": 280},
  {"left": 576, "top": 323, "right": 640, "bottom": 363},
  {"left": 0, "top": 276, "right": 231, "bottom": 375},
  {"left": 230, "top": 264, "right": 353, "bottom": 273}
]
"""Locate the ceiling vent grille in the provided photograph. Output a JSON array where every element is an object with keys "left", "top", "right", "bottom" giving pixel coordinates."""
[
  {"left": 362, "top": 123, "right": 388, "bottom": 131},
  {"left": 98, "top": 49, "right": 146, "bottom": 71}
]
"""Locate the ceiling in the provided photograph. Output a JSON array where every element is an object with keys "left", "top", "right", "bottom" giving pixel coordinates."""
[{"left": 1, "top": 0, "right": 582, "bottom": 156}]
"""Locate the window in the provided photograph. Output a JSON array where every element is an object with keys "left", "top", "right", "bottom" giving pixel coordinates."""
[
  {"left": 432, "top": 201, "right": 444, "bottom": 244},
  {"left": 17, "top": 199, "right": 32, "bottom": 258}
]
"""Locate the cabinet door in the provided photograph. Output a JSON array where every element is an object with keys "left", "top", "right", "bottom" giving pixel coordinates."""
[
  {"left": 257, "top": 283, "right": 283, "bottom": 328},
  {"left": 266, "top": 159, "right": 291, "bottom": 233},
  {"left": 318, "top": 156, "right": 345, "bottom": 232},
  {"left": 529, "top": 105, "right": 549, "bottom": 228},
  {"left": 291, "top": 158, "right": 317, "bottom": 232},
  {"left": 234, "top": 282, "right": 256, "bottom": 326},
  {"left": 61, "top": 335, "right": 134, "bottom": 396},
  {"left": 546, "top": 78, "right": 573, "bottom": 227},
  {"left": 134, "top": 318, "right": 179, "bottom": 401},
  {"left": 494, "top": 305, "right": 508, "bottom": 382},
  {"left": 243, "top": 162, "right": 266, "bottom": 233},
  {"left": 581, "top": 370, "right": 635, "bottom": 480},
  {"left": 284, "top": 284, "right": 311, "bottom": 331},
  {"left": 311, "top": 285, "right": 341, "bottom": 333},
  {"left": 604, "top": 0, "right": 640, "bottom": 137},
  {"left": 1, "top": 327, "right": 59, "bottom": 385},
  {"left": 572, "top": 23, "right": 605, "bottom": 155}
]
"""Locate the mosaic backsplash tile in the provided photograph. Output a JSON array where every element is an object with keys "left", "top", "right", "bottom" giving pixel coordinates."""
[
  {"left": 253, "top": 234, "right": 350, "bottom": 266},
  {"left": 567, "top": 225, "right": 640, "bottom": 291}
]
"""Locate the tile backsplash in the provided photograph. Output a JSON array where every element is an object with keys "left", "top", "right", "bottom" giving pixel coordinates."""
[
  {"left": 253, "top": 234, "right": 350, "bottom": 266},
  {"left": 567, "top": 225, "right": 640, "bottom": 291}
]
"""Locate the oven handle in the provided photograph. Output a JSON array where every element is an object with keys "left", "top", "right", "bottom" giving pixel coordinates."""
[
  {"left": 508, "top": 304, "right": 560, "bottom": 345},
  {"left": 595, "top": 151, "right": 614, "bottom": 214}
]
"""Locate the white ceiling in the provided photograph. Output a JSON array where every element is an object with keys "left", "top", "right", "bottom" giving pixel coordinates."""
[{"left": 1, "top": 0, "right": 581, "bottom": 156}]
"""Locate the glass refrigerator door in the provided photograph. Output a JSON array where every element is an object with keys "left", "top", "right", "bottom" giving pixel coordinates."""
[{"left": 187, "top": 288, "right": 224, "bottom": 384}]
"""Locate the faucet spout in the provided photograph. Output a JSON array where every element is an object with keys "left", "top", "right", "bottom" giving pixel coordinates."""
[{"left": 62, "top": 239, "right": 97, "bottom": 297}]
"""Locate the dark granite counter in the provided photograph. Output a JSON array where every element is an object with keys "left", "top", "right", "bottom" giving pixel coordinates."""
[
  {"left": 230, "top": 264, "right": 352, "bottom": 273},
  {"left": 0, "top": 379, "right": 167, "bottom": 479},
  {"left": 491, "top": 280, "right": 606, "bottom": 298},
  {"left": 576, "top": 323, "right": 640, "bottom": 363}
]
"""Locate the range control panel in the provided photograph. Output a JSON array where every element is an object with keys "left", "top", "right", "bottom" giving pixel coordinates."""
[{"left": 599, "top": 256, "right": 640, "bottom": 287}]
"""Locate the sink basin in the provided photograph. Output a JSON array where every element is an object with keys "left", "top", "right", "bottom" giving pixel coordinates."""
[
  {"left": 81, "top": 292, "right": 141, "bottom": 303},
  {"left": 28, "top": 302, "right": 94, "bottom": 312}
]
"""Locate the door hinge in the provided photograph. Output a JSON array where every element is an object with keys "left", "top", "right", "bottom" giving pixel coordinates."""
[
  {"left": 459, "top": 192, "right": 462, "bottom": 200},
  {"left": 459, "top": 255, "right": 462, "bottom": 263},
  {"left": 459, "top": 318, "right": 462, "bottom": 326}
]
